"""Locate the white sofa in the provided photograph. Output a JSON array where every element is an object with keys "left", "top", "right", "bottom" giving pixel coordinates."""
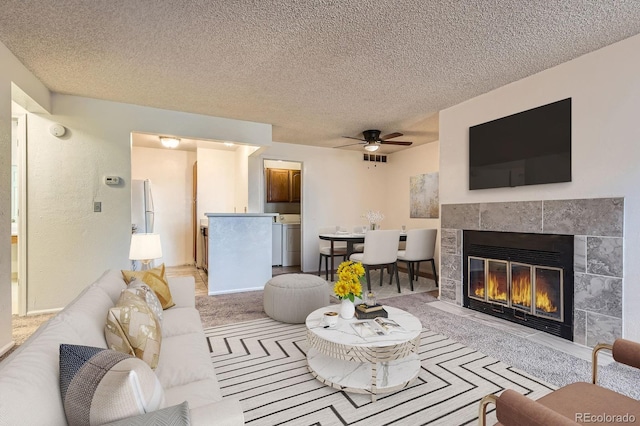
[{"left": 0, "top": 269, "right": 244, "bottom": 425}]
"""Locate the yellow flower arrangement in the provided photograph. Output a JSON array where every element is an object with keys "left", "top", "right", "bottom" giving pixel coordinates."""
[{"left": 333, "top": 261, "right": 365, "bottom": 302}]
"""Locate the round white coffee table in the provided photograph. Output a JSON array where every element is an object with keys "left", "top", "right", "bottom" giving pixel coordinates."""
[{"left": 305, "top": 305, "right": 422, "bottom": 401}]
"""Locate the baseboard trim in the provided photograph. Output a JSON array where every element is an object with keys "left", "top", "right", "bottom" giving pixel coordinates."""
[
  {"left": 25, "top": 307, "right": 63, "bottom": 316},
  {"left": 208, "top": 286, "right": 264, "bottom": 296},
  {"left": 0, "top": 340, "right": 15, "bottom": 357}
]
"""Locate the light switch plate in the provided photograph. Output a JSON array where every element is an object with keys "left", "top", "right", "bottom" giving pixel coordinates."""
[{"left": 94, "top": 201, "right": 102, "bottom": 212}]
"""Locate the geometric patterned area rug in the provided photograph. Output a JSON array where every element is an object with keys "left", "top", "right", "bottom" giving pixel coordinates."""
[{"left": 204, "top": 318, "right": 555, "bottom": 426}]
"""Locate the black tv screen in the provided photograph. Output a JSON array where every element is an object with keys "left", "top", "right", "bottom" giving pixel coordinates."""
[{"left": 469, "top": 98, "right": 571, "bottom": 190}]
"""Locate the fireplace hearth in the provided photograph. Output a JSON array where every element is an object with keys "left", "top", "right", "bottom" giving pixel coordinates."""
[{"left": 463, "top": 230, "right": 574, "bottom": 340}]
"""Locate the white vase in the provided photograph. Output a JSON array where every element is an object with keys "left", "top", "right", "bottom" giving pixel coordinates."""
[{"left": 340, "top": 299, "right": 355, "bottom": 319}]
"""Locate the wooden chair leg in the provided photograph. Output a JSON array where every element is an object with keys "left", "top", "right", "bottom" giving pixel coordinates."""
[
  {"left": 409, "top": 262, "right": 414, "bottom": 291},
  {"left": 388, "top": 263, "right": 393, "bottom": 285},
  {"left": 415, "top": 261, "right": 420, "bottom": 281},
  {"left": 430, "top": 259, "right": 438, "bottom": 287},
  {"left": 379, "top": 266, "right": 384, "bottom": 287},
  {"left": 395, "top": 263, "right": 401, "bottom": 293},
  {"left": 324, "top": 256, "right": 329, "bottom": 280},
  {"left": 318, "top": 254, "right": 322, "bottom": 277}
]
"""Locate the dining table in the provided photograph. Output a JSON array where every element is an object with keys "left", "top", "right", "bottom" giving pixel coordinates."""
[{"left": 319, "top": 231, "right": 407, "bottom": 281}]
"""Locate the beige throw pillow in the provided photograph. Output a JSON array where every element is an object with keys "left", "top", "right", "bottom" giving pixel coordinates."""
[
  {"left": 126, "top": 280, "right": 163, "bottom": 324},
  {"left": 121, "top": 263, "right": 166, "bottom": 284},
  {"left": 121, "top": 264, "right": 175, "bottom": 309},
  {"left": 105, "top": 290, "right": 162, "bottom": 369}
]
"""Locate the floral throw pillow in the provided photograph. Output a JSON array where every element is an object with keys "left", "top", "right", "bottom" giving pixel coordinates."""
[
  {"left": 105, "top": 290, "right": 162, "bottom": 369},
  {"left": 126, "top": 279, "right": 163, "bottom": 324}
]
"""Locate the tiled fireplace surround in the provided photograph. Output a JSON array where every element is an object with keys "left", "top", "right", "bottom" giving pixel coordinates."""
[{"left": 439, "top": 198, "right": 623, "bottom": 348}]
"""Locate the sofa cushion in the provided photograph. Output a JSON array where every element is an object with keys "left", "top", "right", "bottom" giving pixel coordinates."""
[
  {"left": 102, "top": 401, "right": 190, "bottom": 426},
  {"left": 59, "top": 286, "right": 114, "bottom": 349},
  {"left": 60, "top": 344, "right": 165, "bottom": 426},
  {"left": 155, "top": 332, "right": 217, "bottom": 390},
  {"left": 0, "top": 316, "right": 82, "bottom": 425},
  {"left": 105, "top": 290, "right": 162, "bottom": 369},
  {"left": 127, "top": 280, "right": 164, "bottom": 324},
  {"left": 164, "top": 379, "right": 222, "bottom": 409},
  {"left": 161, "top": 307, "right": 204, "bottom": 338},
  {"left": 92, "top": 269, "right": 128, "bottom": 304}
]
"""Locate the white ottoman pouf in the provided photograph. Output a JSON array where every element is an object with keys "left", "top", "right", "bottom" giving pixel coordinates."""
[{"left": 263, "top": 274, "right": 329, "bottom": 323}]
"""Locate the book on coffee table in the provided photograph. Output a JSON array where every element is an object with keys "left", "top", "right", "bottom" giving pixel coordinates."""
[
  {"left": 356, "top": 303, "right": 384, "bottom": 313},
  {"left": 354, "top": 307, "right": 388, "bottom": 319}
]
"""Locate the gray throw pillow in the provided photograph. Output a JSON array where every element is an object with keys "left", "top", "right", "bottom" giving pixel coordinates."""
[{"left": 102, "top": 401, "right": 190, "bottom": 425}]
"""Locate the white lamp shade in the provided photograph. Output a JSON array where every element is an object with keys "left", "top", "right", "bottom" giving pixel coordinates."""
[{"left": 129, "top": 233, "right": 163, "bottom": 260}]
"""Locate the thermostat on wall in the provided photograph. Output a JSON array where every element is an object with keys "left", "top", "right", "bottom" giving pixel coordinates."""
[{"left": 104, "top": 176, "right": 120, "bottom": 185}]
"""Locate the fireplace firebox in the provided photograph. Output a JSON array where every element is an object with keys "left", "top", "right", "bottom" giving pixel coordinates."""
[{"left": 463, "top": 231, "right": 573, "bottom": 340}]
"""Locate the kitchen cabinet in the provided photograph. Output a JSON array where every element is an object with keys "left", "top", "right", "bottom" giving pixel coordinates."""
[
  {"left": 289, "top": 170, "right": 301, "bottom": 202},
  {"left": 266, "top": 168, "right": 301, "bottom": 203}
]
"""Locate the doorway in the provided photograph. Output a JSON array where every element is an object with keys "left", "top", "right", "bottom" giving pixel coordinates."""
[
  {"left": 11, "top": 115, "right": 27, "bottom": 316},
  {"left": 263, "top": 159, "right": 303, "bottom": 274}
]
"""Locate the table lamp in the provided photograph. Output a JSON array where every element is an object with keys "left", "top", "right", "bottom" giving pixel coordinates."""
[{"left": 129, "top": 233, "right": 162, "bottom": 270}]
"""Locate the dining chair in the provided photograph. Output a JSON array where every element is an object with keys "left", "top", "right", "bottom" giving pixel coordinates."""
[
  {"left": 352, "top": 226, "right": 365, "bottom": 253},
  {"left": 350, "top": 229, "right": 401, "bottom": 292},
  {"left": 318, "top": 226, "right": 347, "bottom": 280},
  {"left": 397, "top": 228, "right": 438, "bottom": 291}
]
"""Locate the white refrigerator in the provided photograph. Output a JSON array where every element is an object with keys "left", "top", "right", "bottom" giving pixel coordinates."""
[{"left": 131, "top": 179, "right": 155, "bottom": 233}]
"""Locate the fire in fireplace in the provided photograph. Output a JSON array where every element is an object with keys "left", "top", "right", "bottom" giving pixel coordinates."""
[
  {"left": 463, "top": 231, "right": 573, "bottom": 340},
  {"left": 468, "top": 257, "right": 563, "bottom": 322}
]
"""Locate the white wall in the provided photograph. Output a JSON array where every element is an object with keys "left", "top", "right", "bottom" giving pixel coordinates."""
[
  {"left": 132, "top": 146, "right": 196, "bottom": 266},
  {"left": 24, "top": 94, "right": 270, "bottom": 313},
  {"left": 385, "top": 142, "right": 441, "bottom": 265},
  {"left": 197, "top": 147, "right": 237, "bottom": 216},
  {"left": 0, "top": 41, "right": 51, "bottom": 353},
  {"left": 439, "top": 34, "right": 640, "bottom": 341},
  {"left": 233, "top": 145, "right": 253, "bottom": 213}
]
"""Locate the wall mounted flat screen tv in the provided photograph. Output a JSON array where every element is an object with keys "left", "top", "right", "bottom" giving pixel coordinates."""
[{"left": 469, "top": 98, "right": 571, "bottom": 190}]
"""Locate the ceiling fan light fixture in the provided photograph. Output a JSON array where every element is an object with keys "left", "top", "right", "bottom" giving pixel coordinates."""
[
  {"left": 364, "top": 143, "right": 380, "bottom": 152},
  {"left": 160, "top": 136, "right": 180, "bottom": 148}
]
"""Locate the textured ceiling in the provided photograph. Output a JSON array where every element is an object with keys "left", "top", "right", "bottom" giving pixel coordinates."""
[{"left": 2, "top": 1, "right": 640, "bottom": 153}]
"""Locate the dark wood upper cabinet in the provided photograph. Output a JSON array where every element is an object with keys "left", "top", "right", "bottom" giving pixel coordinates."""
[
  {"left": 266, "top": 168, "right": 290, "bottom": 202},
  {"left": 266, "top": 168, "right": 301, "bottom": 203},
  {"left": 289, "top": 170, "right": 301, "bottom": 202}
]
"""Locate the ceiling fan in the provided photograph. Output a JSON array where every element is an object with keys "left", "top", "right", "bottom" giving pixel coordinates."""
[{"left": 336, "top": 129, "right": 413, "bottom": 152}]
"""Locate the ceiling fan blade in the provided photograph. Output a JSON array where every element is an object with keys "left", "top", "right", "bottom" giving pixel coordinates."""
[
  {"left": 334, "top": 142, "right": 365, "bottom": 148},
  {"left": 380, "top": 140, "right": 413, "bottom": 146},
  {"left": 380, "top": 132, "right": 403, "bottom": 140},
  {"left": 342, "top": 136, "right": 366, "bottom": 141}
]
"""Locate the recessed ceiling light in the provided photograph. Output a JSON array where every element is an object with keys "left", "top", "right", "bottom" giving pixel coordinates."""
[
  {"left": 160, "top": 136, "right": 180, "bottom": 148},
  {"left": 224, "top": 142, "right": 234, "bottom": 147}
]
